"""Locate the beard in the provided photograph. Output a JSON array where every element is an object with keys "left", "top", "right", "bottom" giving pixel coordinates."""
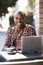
[{"left": 17, "top": 23, "right": 25, "bottom": 29}]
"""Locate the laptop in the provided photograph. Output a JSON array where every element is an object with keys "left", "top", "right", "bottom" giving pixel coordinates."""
[
  {"left": 21, "top": 36, "right": 42, "bottom": 54},
  {"left": 20, "top": 36, "right": 43, "bottom": 59}
]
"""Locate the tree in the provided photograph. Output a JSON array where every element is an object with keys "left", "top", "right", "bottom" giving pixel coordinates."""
[{"left": 0, "top": 0, "right": 17, "bottom": 17}]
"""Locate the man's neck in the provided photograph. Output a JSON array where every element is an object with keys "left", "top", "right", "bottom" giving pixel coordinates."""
[{"left": 17, "top": 24, "right": 26, "bottom": 32}]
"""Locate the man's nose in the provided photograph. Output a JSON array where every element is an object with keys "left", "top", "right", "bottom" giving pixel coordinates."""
[{"left": 18, "top": 19, "right": 22, "bottom": 23}]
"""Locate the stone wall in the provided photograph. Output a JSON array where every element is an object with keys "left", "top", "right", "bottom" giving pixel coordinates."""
[
  {"left": 39, "top": 0, "right": 43, "bottom": 35},
  {"left": 34, "top": 0, "right": 43, "bottom": 35}
]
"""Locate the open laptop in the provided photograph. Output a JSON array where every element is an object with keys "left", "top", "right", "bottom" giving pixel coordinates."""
[
  {"left": 20, "top": 36, "right": 43, "bottom": 59},
  {"left": 21, "top": 36, "right": 42, "bottom": 54}
]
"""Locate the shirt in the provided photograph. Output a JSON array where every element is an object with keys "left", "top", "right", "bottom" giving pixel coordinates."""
[{"left": 4, "top": 24, "right": 36, "bottom": 48}]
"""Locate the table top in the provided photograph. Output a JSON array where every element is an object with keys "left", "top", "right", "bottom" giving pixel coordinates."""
[{"left": 0, "top": 51, "right": 43, "bottom": 61}]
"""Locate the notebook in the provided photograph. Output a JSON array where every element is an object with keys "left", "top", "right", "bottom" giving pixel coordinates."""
[{"left": 21, "top": 36, "right": 42, "bottom": 54}]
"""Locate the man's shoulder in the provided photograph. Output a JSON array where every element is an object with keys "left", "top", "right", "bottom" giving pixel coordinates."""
[
  {"left": 7, "top": 26, "right": 17, "bottom": 33},
  {"left": 8, "top": 26, "right": 17, "bottom": 30},
  {"left": 26, "top": 24, "right": 36, "bottom": 35},
  {"left": 26, "top": 24, "right": 35, "bottom": 29}
]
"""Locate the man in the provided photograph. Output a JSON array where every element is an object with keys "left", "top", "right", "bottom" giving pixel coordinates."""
[{"left": 3, "top": 11, "right": 36, "bottom": 51}]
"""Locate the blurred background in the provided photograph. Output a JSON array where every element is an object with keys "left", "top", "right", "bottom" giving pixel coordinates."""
[
  {"left": 0, "top": 0, "right": 39, "bottom": 50},
  {"left": 0, "top": 0, "right": 35, "bottom": 32}
]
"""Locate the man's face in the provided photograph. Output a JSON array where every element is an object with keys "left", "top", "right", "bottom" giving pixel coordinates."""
[{"left": 14, "top": 14, "right": 25, "bottom": 29}]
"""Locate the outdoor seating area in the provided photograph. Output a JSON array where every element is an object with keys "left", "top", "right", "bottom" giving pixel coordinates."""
[{"left": 0, "top": 0, "right": 43, "bottom": 65}]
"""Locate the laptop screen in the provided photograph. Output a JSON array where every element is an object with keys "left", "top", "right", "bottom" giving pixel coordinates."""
[{"left": 21, "top": 36, "right": 42, "bottom": 54}]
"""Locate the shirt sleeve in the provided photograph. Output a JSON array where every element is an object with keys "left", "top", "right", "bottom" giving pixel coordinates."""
[
  {"left": 4, "top": 28, "right": 14, "bottom": 47},
  {"left": 4, "top": 27, "right": 15, "bottom": 47}
]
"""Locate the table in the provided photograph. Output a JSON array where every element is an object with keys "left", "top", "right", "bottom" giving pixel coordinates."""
[
  {"left": 0, "top": 51, "right": 43, "bottom": 62},
  {"left": 0, "top": 60, "right": 43, "bottom": 65}
]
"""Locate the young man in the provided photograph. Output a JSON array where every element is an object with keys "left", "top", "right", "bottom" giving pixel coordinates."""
[{"left": 3, "top": 11, "right": 36, "bottom": 51}]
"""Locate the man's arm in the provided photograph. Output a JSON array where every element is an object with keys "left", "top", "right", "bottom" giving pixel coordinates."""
[{"left": 2, "top": 27, "right": 13, "bottom": 51}]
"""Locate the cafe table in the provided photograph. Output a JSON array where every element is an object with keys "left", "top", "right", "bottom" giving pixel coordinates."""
[
  {"left": 0, "top": 51, "right": 43, "bottom": 65},
  {"left": 0, "top": 51, "right": 43, "bottom": 62}
]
